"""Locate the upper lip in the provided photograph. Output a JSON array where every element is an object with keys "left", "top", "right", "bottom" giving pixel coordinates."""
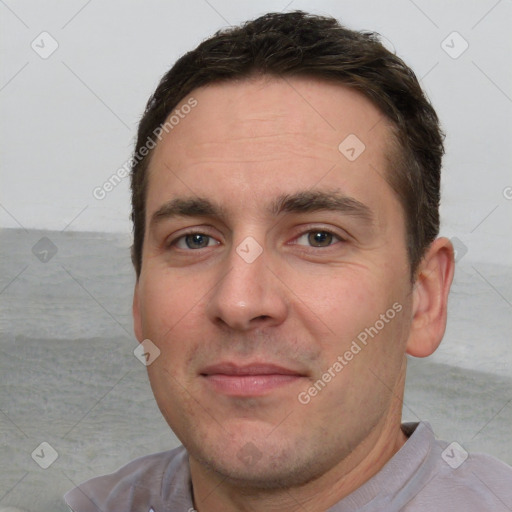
[{"left": 200, "top": 362, "right": 304, "bottom": 376}]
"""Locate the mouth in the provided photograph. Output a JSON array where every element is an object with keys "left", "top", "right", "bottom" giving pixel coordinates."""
[{"left": 200, "top": 362, "right": 306, "bottom": 397}]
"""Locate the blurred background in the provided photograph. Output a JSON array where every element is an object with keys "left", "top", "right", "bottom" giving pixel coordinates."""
[{"left": 1, "top": 1, "right": 511, "bottom": 510}]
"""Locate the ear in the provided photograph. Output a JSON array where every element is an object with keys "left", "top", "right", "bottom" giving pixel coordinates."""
[
  {"left": 406, "top": 237, "right": 455, "bottom": 358},
  {"left": 133, "top": 281, "right": 144, "bottom": 343}
]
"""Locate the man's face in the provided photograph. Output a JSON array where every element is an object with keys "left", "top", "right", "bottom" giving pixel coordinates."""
[{"left": 134, "top": 76, "right": 414, "bottom": 487}]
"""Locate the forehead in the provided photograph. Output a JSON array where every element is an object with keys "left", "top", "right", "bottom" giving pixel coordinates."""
[
  {"left": 154, "top": 76, "right": 389, "bottom": 161},
  {"left": 146, "top": 76, "right": 398, "bottom": 223}
]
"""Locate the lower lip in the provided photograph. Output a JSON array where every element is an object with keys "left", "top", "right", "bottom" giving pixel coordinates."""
[{"left": 202, "top": 374, "right": 302, "bottom": 396}]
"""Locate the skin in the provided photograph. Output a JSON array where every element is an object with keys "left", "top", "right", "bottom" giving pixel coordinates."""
[{"left": 133, "top": 76, "right": 455, "bottom": 512}]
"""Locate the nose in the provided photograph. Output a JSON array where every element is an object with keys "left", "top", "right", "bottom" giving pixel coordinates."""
[{"left": 206, "top": 238, "right": 288, "bottom": 332}]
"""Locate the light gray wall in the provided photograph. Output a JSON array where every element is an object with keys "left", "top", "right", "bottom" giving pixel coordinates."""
[{"left": 1, "top": 0, "right": 511, "bottom": 265}]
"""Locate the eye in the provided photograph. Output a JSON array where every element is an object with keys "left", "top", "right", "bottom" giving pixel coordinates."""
[
  {"left": 173, "top": 233, "right": 219, "bottom": 250},
  {"left": 295, "top": 229, "right": 343, "bottom": 248}
]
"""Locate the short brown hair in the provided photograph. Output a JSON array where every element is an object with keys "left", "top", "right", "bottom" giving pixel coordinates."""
[{"left": 130, "top": 11, "right": 444, "bottom": 278}]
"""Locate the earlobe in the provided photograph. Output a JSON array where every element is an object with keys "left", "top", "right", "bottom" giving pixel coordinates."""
[
  {"left": 406, "top": 237, "right": 455, "bottom": 358},
  {"left": 133, "top": 283, "right": 144, "bottom": 343}
]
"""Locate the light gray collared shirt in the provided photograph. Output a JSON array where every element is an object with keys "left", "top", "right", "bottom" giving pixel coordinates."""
[{"left": 64, "top": 421, "right": 512, "bottom": 511}]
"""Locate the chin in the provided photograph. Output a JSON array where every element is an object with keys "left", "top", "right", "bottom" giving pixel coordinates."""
[{"left": 191, "top": 440, "right": 329, "bottom": 490}]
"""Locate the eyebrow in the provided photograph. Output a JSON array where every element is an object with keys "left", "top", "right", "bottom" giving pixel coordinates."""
[
  {"left": 271, "top": 191, "right": 373, "bottom": 221},
  {"left": 150, "top": 190, "right": 374, "bottom": 228}
]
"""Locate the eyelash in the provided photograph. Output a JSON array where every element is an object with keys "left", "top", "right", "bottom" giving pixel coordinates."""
[{"left": 167, "top": 227, "right": 346, "bottom": 251}]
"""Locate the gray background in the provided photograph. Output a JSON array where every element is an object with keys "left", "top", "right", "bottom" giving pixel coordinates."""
[{"left": 1, "top": 1, "right": 511, "bottom": 511}]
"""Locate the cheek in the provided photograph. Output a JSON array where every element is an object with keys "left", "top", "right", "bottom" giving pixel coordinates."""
[
  {"left": 138, "top": 269, "right": 212, "bottom": 386},
  {"left": 292, "top": 267, "right": 409, "bottom": 371},
  {"left": 139, "top": 270, "right": 203, "bottom": 340},
  {"left": 289, "top": 268, "right": 383, "bottom": 339}
]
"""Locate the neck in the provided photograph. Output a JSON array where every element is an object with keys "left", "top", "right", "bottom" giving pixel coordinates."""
[{"left": 190, "top": 365, "right": 408, "bottom": 512}]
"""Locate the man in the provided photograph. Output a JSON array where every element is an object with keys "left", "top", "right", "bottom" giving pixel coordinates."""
[{"left": 65, "top": 11, "right": 512, "bottom": 512}]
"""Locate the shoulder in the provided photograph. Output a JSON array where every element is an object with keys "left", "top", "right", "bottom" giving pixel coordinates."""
[
  {"left": 411, "top": 439, "right": 512, "bottom": 510},
  {"left": 64, "top": 445, "right": 188, "bottom": 512},
  {"left": 393, "top": 423, "right": 512, "bottom": 511},
  {"left": 447, "top": 450, "right": 512, "bottom": 493}
]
